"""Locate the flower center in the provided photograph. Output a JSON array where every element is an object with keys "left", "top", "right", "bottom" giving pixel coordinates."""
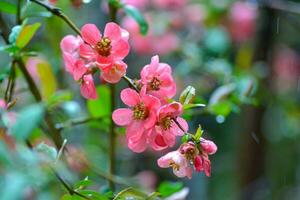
[
  {"left": 148, "top": 77, "right": 161, "bottom": 91},
  {"left": 95, "top": 37, "right": 112, "bottom": 57},
  {"left": 170, "top": 161, "right": 180, "bottom": 171},
  {"left": 133, "top": 103, "right": 149, "bottom": 120},
  {"left": 159, "top": 116, "right": 172, "bottom": 130}
]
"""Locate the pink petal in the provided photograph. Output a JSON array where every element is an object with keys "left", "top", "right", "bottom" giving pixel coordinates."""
[
  {"left": 100, "top": 61, "right": 127, "bottom": 83},
  {"left": 120, "top": 88, "right": 140, "bottom": 107},
  {"left": 104, "top": 22, "right": 122, "bottom": 42},
  {"left": 79, "top": 43, "right": 96, "bottom": 59},
  {"left": 80, "top": 75, "right": 97, "bottom": 99},
  {"left": 170, "top": 117, "right": 188, "bottom": 136},
  {"left": 201, "top": 139, "right": 217, "bottom": 155},
  {"left": 127, "top": 132, "right": 147, "bottom": 153},
  {"left": 81, "top": 24, "right": 101, "bottom": 46},
  {"left": 112, "top": 108, "right": 133, "bottom": 126},
  {"left": 126, "top": 121, "right": 144, "bottom": 142},
  {"left": 73, "top": 60, "right": 88, "bottom": 81},
  {"left": 111, "top": 39, "right": 130, "bottom": 60}
]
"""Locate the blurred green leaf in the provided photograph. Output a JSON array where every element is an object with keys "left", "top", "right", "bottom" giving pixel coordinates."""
[
  {"left": 122, "top": 5, "right": 148, "bottom": 35},
  {"left": 209, "top": 84, "right": 235, "bottom": 105},
  {"left": 11, "top": 104, "right": 45, "bottom": 141},
  {"left": 74, "top": 177, "right": 92, "bottom": 189},
  {"left": 183, "top": 103, "right": 205, "bottom": 111},
  {"left": 0, "top": 1, "right": 17, "bottom": 14},
  {"left": 114, "top": 187, "right": 148, "bottom": 200},
  {"left": 158, "top": 181, "right": 183, "bottom": 197},
  {"left": 209, "top": 101, "right": 232, "bottom": 116},
  {"left": 87, "top": 85, "right": 110, "bottom": 117},
  {"left": 179, "top": 86, "right": 196, "bottom": 105},
  {"left": 9, "top": 25, "right": 22, "bottom": 44},
  {"left": 79, "top": 190, "right": 109, "bottom": 200},
  {"left": 16, "top": 22, "right": 41, "bottom": 48},
  {"left": 36, "top": 61, "right": 57, "bottom": 99},
  {"left": 35, "top": 142, "right": 57, "bottom": 161}
]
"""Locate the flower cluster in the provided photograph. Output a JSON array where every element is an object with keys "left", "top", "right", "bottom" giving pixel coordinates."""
[
  {"left": 158, "top": 138, "right": 217, "bottom": 178},
  {"left": 113, "top": 55, "right": 187, "bottom": 152},
  {"left": 60, "top": 22, "right": 130, "bottom": 99}
]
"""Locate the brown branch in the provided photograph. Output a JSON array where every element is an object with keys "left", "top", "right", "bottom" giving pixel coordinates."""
[{"left": 29, "top": 0, "right": 81, "bottom": 35}]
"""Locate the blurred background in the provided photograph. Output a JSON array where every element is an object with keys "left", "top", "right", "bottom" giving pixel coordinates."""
[{"left": 1, "top": 0, "right": 300, "bottom": 199}]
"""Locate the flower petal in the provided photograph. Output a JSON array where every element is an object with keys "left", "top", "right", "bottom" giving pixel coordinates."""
[
  {"left": 81, "top": 24, "right": 101, "bottom": 45},
  {"left": 120, "top": 88, "right": 140, "bottom": 107},
  {"left": 112, "top": 108, "right": 133, "bottom": 126}
]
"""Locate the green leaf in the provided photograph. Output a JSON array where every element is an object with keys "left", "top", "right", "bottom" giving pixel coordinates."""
[
  {"left": 35, "top": 142, "right": 57, "bottom": 161},
  {"left": 158, "top": 181, "right": 183, "bottom": 197},
  {"left": 122, "top": 5, "right": 148, "bottom": 35},
  {"left": 87, "top": 85, "right": 110, "bottom": 117},
  {"left": 11, "top": 104, "right": 45, "bottom": 141},
  {"left": 179, "top": 86, "right": 196, "bottom": 105},
  {"left": 74, "top": 177, "right": 92, "bottom": 189},
  {"left": 79, "top": 190, "right": 109, "bottom": 200},
  {"left": 195, "top": 125, "right": 203, "bottom": 141},
  {"left": 9, "top": 25, "right": 22, "bottom": 44},
  {"left": 16, "top": 22, "right": 41, "bottom": 48},
  {"left": 36, "top": 61, "right": 57, "bottom": 99},
  {"left": 0, "top": 1, "right": 17, "bottom": 14},
  {"left": 209, "top": 101, "right": 232, "bottom": 116},
  {"left": 183, "top": 103, "right": 205, "bottom": 110},
  {"left": 114, "top": 187, "right": 148, "bottom": 200}
]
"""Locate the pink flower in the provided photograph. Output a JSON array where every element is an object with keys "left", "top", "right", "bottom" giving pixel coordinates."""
[
  {"left": 122, "top": 0, "right": 149, "bottom": 9},
  {"left": 150, "top": 102, "right": 188, "bottom": 150},
  {"left": 229, "top": 2, "right": 257, "bottom": 42},
  {"left": 79, "top": 23, "right": 130, "bottom": 67},
  {"left": 0, "top": 99, "right": 6, "bottom": 109},
  {"left": 140, "top": 55, "right": 176, "bottom": 101},
  {"left": 200, "top": 138, "right": 217, "bottom": 155},
  {"left": 100, "top": 60, "right": 127, "bottom": 83},
  {"left": 194, "top": 154, "right": 211, "bottom": 177},
  {"left": 60, "top": 35, "right": 83, "bottom": 73},
  {"left": 80, "top": 74, "right": 97, "bottom": 99},
  {"left": 157, "top": 150, "right": 192, "bottom": 179},
  {"left": 152, "top": 0, "right": 187, "bottom": 10},
  {"left": 112, "top": 88, "right": 160, "bottom": 152}
]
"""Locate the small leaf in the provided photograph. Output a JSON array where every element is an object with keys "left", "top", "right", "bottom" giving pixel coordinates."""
[
  {"left": 114, "top": 187, "right": 148, "bottom": 200},
  {"left": 9, "top": 25, "right": 22, "bottom": 44},
  {"left": 122, "top": 5, "right": 148, "bottom": 35},
  {"left": 36, "top": 61, "right": 57, "bottom": 99},
  {"left": 35, "top": 142, "right": 57, "bottom": 161},
  {"left": 11, "top": 104, "right": 45, "bottom": 141},
  {"left": 0, "top": 1, "right": 17, "bottom": 14},
  {"left": 179, "top": 86, "right": 196, "bottom": 105},
  {"left": 87, "top": 85, "right": 110, "bottom": 117},
  {"left": 158, "top": 181, "right": 183, "bottom": 198},
  {"left": 183, "top": 103, "right": 205, "bottom": 110},
  {"left": 195, "top": 125, "right": 203, "bottom": 140},
  {"left": 209, "top": 101, "right": 232, "bottom": 116},
  {"left": 74, "top": 177, "right": 92, "bottom": 189},
  {"left": 16, "top": 22, "right": 41, "bottom": 48}
]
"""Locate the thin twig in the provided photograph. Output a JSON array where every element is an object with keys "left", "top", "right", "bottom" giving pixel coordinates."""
[
  {"left": 55, "top": 116, "right": 107, "bottom": 131},
  {"left": 29, "top": 0, "right": 81, "bottom": 35}
]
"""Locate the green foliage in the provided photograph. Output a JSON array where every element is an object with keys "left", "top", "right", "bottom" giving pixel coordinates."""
[
  {"left": 157, "top": 181, "right": 183, "bottom": 197},
  {"left": 87, "top": 85, "right": 111, "bottom": 117},
  {"left": 10, "top": 103, "right": 45, "bottom": 141},
  {"left": 179, "top": 86, "right": 196, "bottom": 105},
  {"left": 122, "top": 4, "right": 148, "bottom": 35},
  {"left": 16, "top": 22, "right": 41, "bottom": 48},
  {"left": 0, "top": 1, "right": 17, "bottom": 14}
]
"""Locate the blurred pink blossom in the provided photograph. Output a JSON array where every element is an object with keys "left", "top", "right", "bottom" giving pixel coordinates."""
[{"left": 229, "top": 2, "right": 257, "bottom": 42}]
